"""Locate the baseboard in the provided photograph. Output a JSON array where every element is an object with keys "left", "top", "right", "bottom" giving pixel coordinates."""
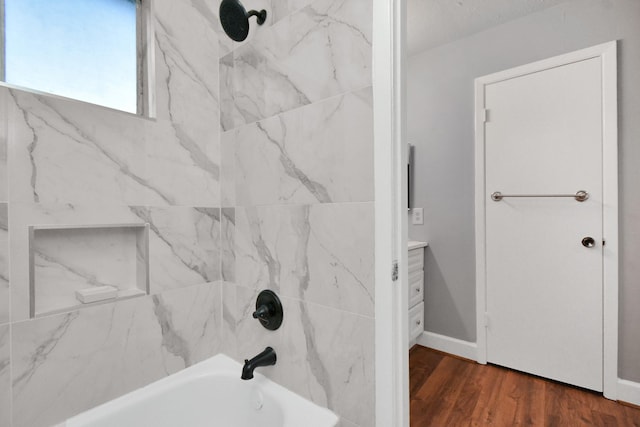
[
  {"left": 416, "top": 331, "right": 477, "bottom": 361},
  {"left": 618, "top": 378, "right": 640, "bottom": 406}
]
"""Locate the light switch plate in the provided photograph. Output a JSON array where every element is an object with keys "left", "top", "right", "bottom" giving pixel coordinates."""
[{"left": 411, "top": 208, "right": 424, "bottom": 225}]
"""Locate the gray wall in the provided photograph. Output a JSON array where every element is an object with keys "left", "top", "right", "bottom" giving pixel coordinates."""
[{"left": 407, "top": 0, "right": 640, "bottom": 381}]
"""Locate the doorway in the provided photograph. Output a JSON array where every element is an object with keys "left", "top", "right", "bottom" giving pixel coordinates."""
[{"left": 474, "top": 42, "right": 618, "bottom": 395}]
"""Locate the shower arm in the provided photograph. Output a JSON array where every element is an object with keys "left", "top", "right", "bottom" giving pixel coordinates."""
[{"left": 247, "top": 9, "right": 267, "bottom": 25}]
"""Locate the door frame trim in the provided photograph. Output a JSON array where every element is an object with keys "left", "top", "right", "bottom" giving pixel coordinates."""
[
  {"left": 373, "top": 0, "right": 409, "bottom": 425},
  {"left": 473, "top": 41, "right": 619, "bottom": 399}
]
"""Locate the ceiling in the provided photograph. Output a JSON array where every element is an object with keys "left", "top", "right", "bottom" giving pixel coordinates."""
[{"left": 406, "top": 0, "right": 572, "bottom": 56}]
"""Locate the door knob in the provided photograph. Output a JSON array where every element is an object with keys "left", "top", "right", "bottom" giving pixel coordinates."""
[{"left": 581, "top": 237, "right": 595, "bottom": 248}]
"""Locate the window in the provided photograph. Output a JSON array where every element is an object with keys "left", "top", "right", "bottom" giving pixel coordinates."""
[{"left": 1, "top": 0, "right": 148, "bottom": 115}]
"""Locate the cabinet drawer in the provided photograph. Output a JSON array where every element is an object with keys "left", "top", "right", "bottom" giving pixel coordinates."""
[
  {"left": 408, "top": 271, "right": 424, "bottom": 308},
  {"left": 409, "top": 301, "right": 424, "bottom": 342},
  {"left": 408, "top": 268, "right": 422, "bottom": 286},
  {"left": 408, "top": 248, "right": 424, "bottom": 274}
]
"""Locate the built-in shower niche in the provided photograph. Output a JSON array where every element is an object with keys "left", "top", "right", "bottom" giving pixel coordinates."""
[{"left": 29, "top": 224, "right": 150, "bottom": 318}]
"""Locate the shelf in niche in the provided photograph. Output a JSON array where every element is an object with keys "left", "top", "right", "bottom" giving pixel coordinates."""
[{"left": 28, "top": 223, "right": 150, "bottom": 318}]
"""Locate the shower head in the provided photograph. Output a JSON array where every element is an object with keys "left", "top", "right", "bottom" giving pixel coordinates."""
[{"left": 219, "top": 0, "right": 267, "bottom": 42}]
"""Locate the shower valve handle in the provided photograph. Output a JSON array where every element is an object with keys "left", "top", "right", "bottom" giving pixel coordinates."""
[
  {"left": 252, "top": 304, "right": 271, "bottom": 321},
  {"left": 252, "top": 290, "right": 283, "bottom": 331}
]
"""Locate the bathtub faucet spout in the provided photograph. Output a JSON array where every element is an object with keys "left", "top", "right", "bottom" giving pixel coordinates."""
[{"left": 241, "top": 346, "right": 277, "bottom": 380}]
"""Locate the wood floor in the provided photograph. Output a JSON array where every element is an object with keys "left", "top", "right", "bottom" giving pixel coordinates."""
[{"left": 410, "top": 345, "right": 640, "bottom": 427}]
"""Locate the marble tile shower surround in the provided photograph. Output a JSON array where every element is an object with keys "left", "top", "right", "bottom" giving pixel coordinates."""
[
  {"left": 218, "top": 0, "right": 375, "bottom": 425},
  {"left": 10, "top": 283, "right": 222, "bottom": 427},
  {"left": 0, "top": 0, "right": 230, "bottom": 425},
  {"left": 0, "top": 0, "right": 376, "bottom": 425},
  {"left": 220, "top": 202, "right": 375, "bottom": 426},
  {"left": 220, "top": 0, "right": 373, "bottom": 129}
]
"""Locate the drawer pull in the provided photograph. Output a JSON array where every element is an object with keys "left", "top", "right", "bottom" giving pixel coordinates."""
[
  {"left": 415, "top": 287, "right": 421, "bottom": 292},
  {"left": 416, "top": 319, "right": 421, "bottom": 326}
]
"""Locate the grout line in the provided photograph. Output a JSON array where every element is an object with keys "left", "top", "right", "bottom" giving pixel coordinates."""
[
  {"left": 7, "top": 180, "right": 13, "bottom": 427},
  {"left": 8, "top": 321, "right": 12, "bottom": 427}
]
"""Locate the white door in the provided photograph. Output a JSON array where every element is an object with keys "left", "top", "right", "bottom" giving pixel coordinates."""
[{"left": 483, "top": 57, "right": 604, "bottom": 391}]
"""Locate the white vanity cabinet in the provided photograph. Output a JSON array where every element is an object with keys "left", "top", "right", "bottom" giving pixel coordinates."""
[{"left": 408, "top": 241, "right": 428, "bottom": 348}]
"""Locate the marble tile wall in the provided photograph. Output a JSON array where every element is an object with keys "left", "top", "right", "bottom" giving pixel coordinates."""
[
  {"left": 11, "top": 283, "right": 222, "bottom": 427},
  {"left": 0, "top": 0, "right": 377, "bottom": 424},
  {"left": 1, "top": 0, "right": 226, "bottom": 425},
  {"left": 219, "top": 0, "right": 375, "bottom": 425}
]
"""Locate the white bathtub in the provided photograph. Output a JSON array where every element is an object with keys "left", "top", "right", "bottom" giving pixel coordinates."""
[{"left": 63, "top": 354, "right": 339, "bottom": 427}]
